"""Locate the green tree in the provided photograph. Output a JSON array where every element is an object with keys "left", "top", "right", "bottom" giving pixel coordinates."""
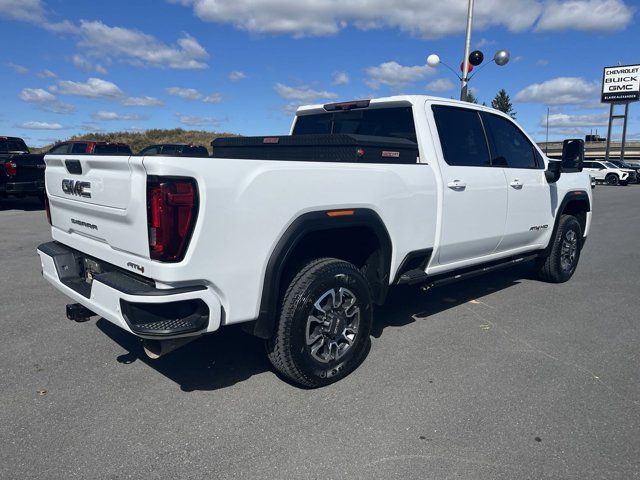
[
  {"left": 491, "top": 89, "right": 516, "bottom": 118},
  {"left": 464, "top": 90, "right": 478, "bottom": 104}
]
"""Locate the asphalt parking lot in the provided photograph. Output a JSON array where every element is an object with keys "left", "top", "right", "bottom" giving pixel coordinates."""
[{"left": 1, "top": 187, "right": 639, "bottom": 480}]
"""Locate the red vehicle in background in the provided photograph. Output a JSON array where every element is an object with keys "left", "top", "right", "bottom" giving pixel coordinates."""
[{"left": 47, "top": 140, "right": 132, "bottom": 155}]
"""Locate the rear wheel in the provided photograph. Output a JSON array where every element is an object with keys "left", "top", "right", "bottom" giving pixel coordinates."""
[
  {"left": 266, "top": 258, "right": 373, "bottom": 388},
  {"left": 536, "top": 215, "right": 583, "bottom": 283},
  {"left": 605, "top": 174, "right": 619, "bottom": 186}
]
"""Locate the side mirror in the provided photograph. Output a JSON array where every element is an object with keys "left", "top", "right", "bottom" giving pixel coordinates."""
[
  {"left": 561, "top": 139, "right": 584, "bottom": 173},
  {"left": 545, "top": 159, "right": 562, "bottom": 183}
]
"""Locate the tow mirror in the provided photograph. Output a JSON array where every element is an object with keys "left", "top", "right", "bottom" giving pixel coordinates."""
[
  {"left": 561, "top": 139, "right": 584, "bottom": 173},
  {"left": 545, "top": 159, "right": 562, "bottom": 183}
]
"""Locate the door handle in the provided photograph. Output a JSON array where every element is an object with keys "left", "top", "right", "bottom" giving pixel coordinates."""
[
  {"left": 447, "top": 180, "right": 466, "bottom": 190},
  {"left": 510, "top": 179, "right": 523, "bottom": 189}
]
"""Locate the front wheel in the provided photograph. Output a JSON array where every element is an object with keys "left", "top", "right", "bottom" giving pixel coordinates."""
[
  {"left": 536, "top": 215, "right": 583, "bottom": 283},
  {"left": 605, "top": 174, "right": 619, "bottom": 186},
  {"left": 266, "top": 258, "right": 373, "bottom": 388}
]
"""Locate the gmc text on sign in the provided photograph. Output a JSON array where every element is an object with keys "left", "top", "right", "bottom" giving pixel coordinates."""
[{"left": 601, "top": 64, "right": 640, "bottom": 103}]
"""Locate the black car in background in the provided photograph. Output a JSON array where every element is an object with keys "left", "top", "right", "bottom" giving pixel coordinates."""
[
  {"left": 139, "top": 144, "right": 209, "bottom": 157},
  {"left": 0, "top": 136, "right": 46, "bottom": 202}
]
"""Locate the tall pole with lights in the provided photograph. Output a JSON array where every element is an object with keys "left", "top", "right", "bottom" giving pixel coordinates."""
[
  {"left": 460, "top": 0, "right": 475, "bottom": 101},
  {"left": 426, "top": 0, "right": 510, "bottom": 103}
]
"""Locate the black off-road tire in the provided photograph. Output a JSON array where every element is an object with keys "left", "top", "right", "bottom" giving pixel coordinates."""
[
  {"left": 605, "top": 174, "right": 619, "bottom": 186},
  {"left": 536, "top": 215, "right": 583, "bottom": 283},
  {"left": 266, "top": 258, "right": 373, "bottom": 388}
]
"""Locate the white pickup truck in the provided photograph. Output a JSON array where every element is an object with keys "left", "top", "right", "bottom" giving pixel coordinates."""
[{"left": 37, "top": 96, "right": 592, "bottom": 387}]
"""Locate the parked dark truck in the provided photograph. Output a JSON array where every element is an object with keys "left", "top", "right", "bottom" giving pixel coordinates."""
[{"left": 0, "top": 136, "right": 46, "bottom": 202}]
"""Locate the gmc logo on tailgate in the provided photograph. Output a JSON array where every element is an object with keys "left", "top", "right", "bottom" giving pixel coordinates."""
[{"left": 62, "top": 179, "right": 91, "bottom": 198}]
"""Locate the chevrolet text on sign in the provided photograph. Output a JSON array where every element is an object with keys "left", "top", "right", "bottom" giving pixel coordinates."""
[{"left": 601, "top": 64, "right": 640, "bottom": 103}]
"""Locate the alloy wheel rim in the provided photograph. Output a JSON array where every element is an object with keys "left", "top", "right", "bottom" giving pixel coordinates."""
[
  {"left": 560, "top": 229, "right": 578, "bottom": 272},
  {"left": 306, "top": 287, "right": 360, "bottom": 364}
]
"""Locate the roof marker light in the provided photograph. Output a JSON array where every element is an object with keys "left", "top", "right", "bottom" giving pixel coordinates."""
[{"left": 323, "top": 100, "right": 371, "bottom": 112}]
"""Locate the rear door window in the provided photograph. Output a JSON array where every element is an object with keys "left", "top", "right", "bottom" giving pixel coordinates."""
[
  {"left": 161, "top": 145, "right": 178, "bottom": 155},
  {"left": 94, "top": 144, "right": 118, "bottom": 155},
  {"left": 183, "top": 146, "right": 209, "bottom": 157},
  {"left": 432, "top": 105, "right": 491, "bottom": 167},
  {"left": 70, "top": 143, "right": 88, "bottom": 153},
  {"left": 48, "top": 143, "right": 71, "bottom": 154},
  {"left": 140, "top": 146, "right": 159, "bottom": 155}
]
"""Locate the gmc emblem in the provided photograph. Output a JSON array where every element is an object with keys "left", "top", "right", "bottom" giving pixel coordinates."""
[{"left": 62, "top": 179, "right": 91, "bottom": 198}]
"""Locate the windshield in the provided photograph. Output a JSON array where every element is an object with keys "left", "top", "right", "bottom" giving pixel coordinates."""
[
  {"left": 293, "top": 107, "right": 417, "bottom": 142},
  {"left": 604, "top": 162, "right": 618, "bottom": 168}
]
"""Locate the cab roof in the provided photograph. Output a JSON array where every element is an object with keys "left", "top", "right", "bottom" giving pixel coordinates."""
[{"left": 296, "top": 95, "right": 500, "bottom": 116}]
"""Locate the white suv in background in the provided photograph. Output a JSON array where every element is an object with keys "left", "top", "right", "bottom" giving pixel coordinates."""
[{"left": 583, "top": 160, "right": 634, "bottom": 186}]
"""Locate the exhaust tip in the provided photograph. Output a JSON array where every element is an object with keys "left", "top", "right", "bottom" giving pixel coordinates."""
[
  {"left": 142, "top": 336, "right": 199, "bottom": 360},
  {"left": 142, "top": 340, "right": 162, "bottom": 359}
]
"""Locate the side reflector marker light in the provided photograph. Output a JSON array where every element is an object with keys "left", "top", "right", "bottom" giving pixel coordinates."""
[{"left": 326, "top": 210, "right": 355, "bottom": 217}]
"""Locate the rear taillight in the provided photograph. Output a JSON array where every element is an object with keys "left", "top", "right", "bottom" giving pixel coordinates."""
[
  {"left": 44, "top": 195, "right": 51, "bottom": 225},
  {"left": 4, "top": 160, "right": 17, "bottom": 177},
  {"left": 147, "top": 176, "right": 198, "bottom": 262}
]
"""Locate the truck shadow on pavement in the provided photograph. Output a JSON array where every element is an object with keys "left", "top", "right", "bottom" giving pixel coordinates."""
[{"left": 97, "top": 263, "right": 532, "bottom": 392}]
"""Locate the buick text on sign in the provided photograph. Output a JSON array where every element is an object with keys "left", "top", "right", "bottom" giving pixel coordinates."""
[{"left": 601, "top": 64, "right": 640, "bottom": 103}]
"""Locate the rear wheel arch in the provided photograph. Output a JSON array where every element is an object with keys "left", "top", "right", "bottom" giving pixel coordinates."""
[{"left": 250, "top": 209, "right": 392, "bottom": 339}]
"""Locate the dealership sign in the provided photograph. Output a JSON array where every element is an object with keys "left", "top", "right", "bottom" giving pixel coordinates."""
[{"left": 601, "top": 64, "right": 640, "bottom": 103}]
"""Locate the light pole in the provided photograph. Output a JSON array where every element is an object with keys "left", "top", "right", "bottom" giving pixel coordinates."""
[
  {"left": 460, "top": 0, "right": 475, "bottom": 101},
  {"left": 426, "top": 0, "right": 510, "bottom": 102}
]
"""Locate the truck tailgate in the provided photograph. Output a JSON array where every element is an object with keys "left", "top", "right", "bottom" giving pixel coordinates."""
[
  {"left": 45, "top": 154, "right": 150, "bottom": 258},
  {"left": 7, "top": 153, "right": 45, "bottom": 183}
]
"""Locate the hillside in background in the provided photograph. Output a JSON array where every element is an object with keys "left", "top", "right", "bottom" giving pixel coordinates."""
[{"left": 31, "top": 128, "right": 239, "bottom": 154}]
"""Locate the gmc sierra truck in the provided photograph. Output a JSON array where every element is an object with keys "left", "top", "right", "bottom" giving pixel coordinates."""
[{"left": 37, "top": 96, "right": 592, "bottom": 387}]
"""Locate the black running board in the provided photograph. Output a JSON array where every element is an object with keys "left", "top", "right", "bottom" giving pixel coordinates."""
[{"left": 397, "top": 253, "right": 540, "bottom": 289}]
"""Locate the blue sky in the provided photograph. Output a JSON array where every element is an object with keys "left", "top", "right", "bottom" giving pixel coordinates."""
[{"left": 0, "top": 0, "right": 637, "bottom": 147}]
